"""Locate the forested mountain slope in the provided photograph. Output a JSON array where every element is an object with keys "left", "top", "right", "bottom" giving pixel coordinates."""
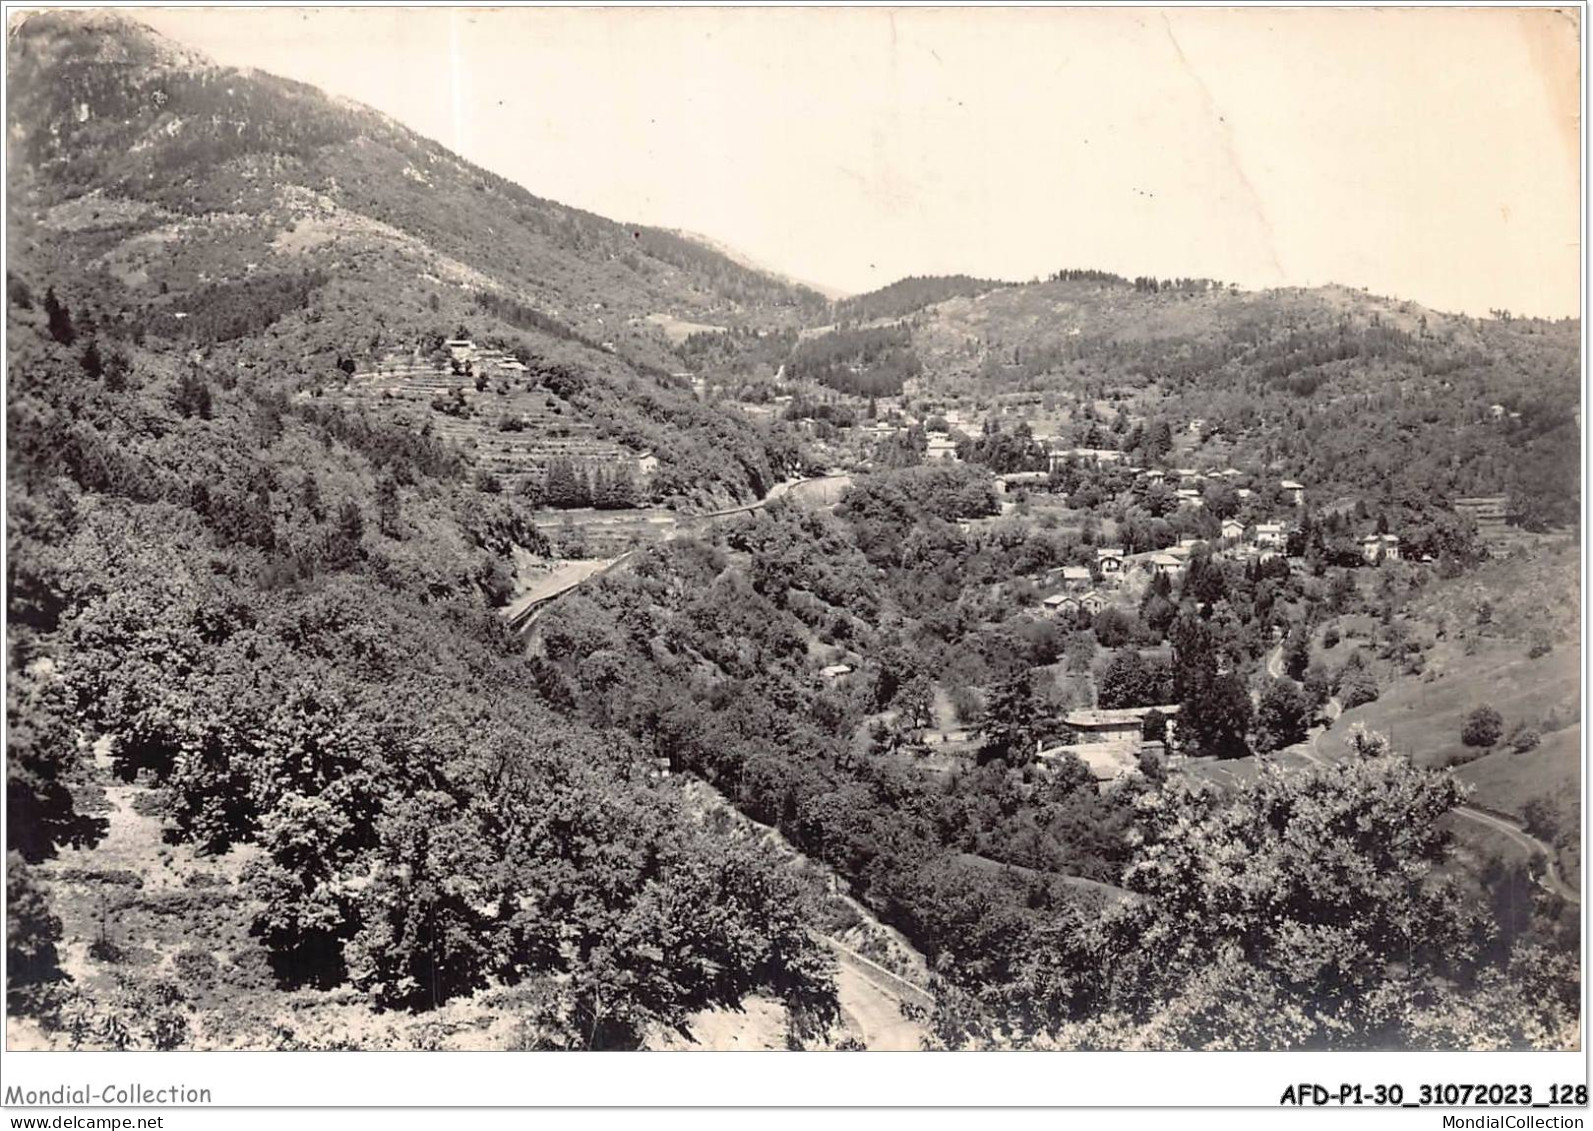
[
  {"left": 681, "top": 265, "right": 1576, "bottom": 534},
  {"left": 5, "top": 12, "right": 1581, "bottom": 1054},
  {"left": 907, "top": 273, "right": 1580, "bottom": 526},
  {"left": 6, "top": 12, "right": 838, "bottom": 1050},
  {"left": 6, "top": 10, "right": 821, "bottom": 507}
]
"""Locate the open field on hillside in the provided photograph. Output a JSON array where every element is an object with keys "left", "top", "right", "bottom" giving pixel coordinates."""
[
  {"left": 1190, "top": 635, "right": 1582, "bottom": 894},
  {"left": 1406, "top": 540, "right": 1581, "bottom": 649},
  {"left": 645, "top": 312, "right": 727, "bottom": 344},
  {"left": 1318, "top": 642, "right": 1578, "bottom": 773}
]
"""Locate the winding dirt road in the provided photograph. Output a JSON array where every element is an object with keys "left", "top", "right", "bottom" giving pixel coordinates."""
[
  {"left": 1451, "top": 806, "right": 1579, "bottom": 903},
  {"left": 823, "top": 943, "right": 930, "bottom": 1050},
  {"left": 509, "top": 474, "right": 852, "bottom": 631}
]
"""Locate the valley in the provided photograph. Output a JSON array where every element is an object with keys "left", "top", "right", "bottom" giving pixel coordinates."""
[{"left": 5, "top": 10, "right": 1582, "bottom": 1055}]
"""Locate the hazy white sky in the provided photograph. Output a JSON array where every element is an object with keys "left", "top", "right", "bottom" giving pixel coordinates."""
[{"left": 137, "top": 6, "right": 1580, "bottom": 316}]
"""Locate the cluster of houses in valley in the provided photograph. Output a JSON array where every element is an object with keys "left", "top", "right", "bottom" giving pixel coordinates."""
[
  {"left": 998, "top": 455, "right": 1411, "bottom": 617},
  {"left": 1031, "top": 515, "right": 1402, "bottom": 624},
  {"left": 795, "top": 393, "right": 1415, "bottom": 574}
]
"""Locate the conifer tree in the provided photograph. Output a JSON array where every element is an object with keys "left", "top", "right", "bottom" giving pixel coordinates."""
[{"left": 43, "top": 287, "right": 74, "bottom": 346}]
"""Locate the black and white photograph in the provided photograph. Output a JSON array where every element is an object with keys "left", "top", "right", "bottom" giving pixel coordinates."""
[{"left": 1, "top": 0, "right": 1585, "bottom": 1115}]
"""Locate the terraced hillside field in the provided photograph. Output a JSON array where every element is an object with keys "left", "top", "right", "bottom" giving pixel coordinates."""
[{"left": 318, "top": 347, "right": 645, "bottom": 495}]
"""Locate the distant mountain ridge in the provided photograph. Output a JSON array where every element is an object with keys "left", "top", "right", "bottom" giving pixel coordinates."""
[
  {"left": 6, "top": 10, "right": 830, "bottom": 506},
  {"left": 7, "top": 11, "right": 827, "bottom": 330},
  {"left": 668, "top": 229, "right": 850, "bottom": 301},
  {"left": 5, "top": 11, "right": 1581, "bottom": 527}
]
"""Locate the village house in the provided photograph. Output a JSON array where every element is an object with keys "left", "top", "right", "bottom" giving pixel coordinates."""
[
  {"left": 1063, "top": 705, "right": 1181, "bottom": 749},
  {"left": 1142, "top": 468, "right": 1167, "bottom": 483},
  {"left": 1280, "top": 479, "right": 1306, "bottom": 506},
  {"left": 1095, "top": 546, "right": 1126, "bottom": 576},
  {"left": 1061, "top": 565, "right": 1093, "bottom": 590},
  {"left": 819, "top": 663, "right": 853, "bottom": 680},
  {"left": 1149, "top": 552, "right": 1185, "bottom": 577},
  {"left": 1359, "top": 533, "right": 1402, "bottom": 564},
  {"left": 996, "top": 471, "right": 1050, "bottom": 494},
  {"left": 1255, "top": 522, "right": 1287, "bottom": 550},
  {"left": 1220, "top": 518, "right": 1245, "bottom": 540},
  {"left": 1071, "top": 447, "right": 1126, "bottom": 465},
  {"left": 1079, "top": 591, "right": 1107, "bottom": 616},
  {"left": 1188, "top": 419, "right": 1206, "bottom": 435},
  {"left": 1488, "top": 403, "right": 1507, "bottom": 421},
  {"left": 1037, "top": 705, "right": 1183, "bottom": 782},
  {"left": 1043, "top": 593, "right": 1080, "bottom": 617},
  {"left": 1175, "top": 488, "right": 1204, "bottom": 508},
  {"left": 925, "top": 432, "right": 960, "bottom": 461}
]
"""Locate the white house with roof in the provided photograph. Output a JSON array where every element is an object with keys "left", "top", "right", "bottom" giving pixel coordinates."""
[
  {"left": 1071, "top": 447, "right": 1126, "bottom": 464},
  {"left": 1220, "top": 518, "right": 1245, "bottom": 541},
  {"left": 1149, "top": 552, "right": 1185, "bottom": 577},
  {"left": 1063, "top": 705, "right": 1181, "bottom": 749},
  {"left": 925, "top": 432, "right": 960, "bottom": 461},
  {"left": 1037, "top": 705, "right": 1182, "bottom": 781},
  {"left": 1280, "top": 479, "right": 1306, "bottom": 506},
  {"left": 1175, "top": 488, "right": 1204, "bottom": 508},
  {"left": 1095, "top": 546, "right": 1126, "bottom": 576},
  {"left": 1255, "top": 522, "right": 1287, "bottom": 549},
  {"left": 1359, "top": 533, "right": 1401, "bottom": 564}
]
